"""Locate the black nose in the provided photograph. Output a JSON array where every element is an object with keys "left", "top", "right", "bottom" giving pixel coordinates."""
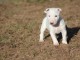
[{"left": 50, "top": 23, "right": 53, "bottom": 25}]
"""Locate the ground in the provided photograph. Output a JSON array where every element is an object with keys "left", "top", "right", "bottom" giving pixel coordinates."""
[{"left": 0, "top": 0, "right": 80, "bottom": 60}]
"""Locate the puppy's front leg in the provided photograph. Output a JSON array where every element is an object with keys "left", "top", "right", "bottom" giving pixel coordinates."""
[
  {"left": 39, "top": 24, "right": 46, "bottom": 42},
  {"left": 39, "top": 28, "right": 45, "bottom": 42},
  {"left": 50, "top": 31, "right": 59, "bottom": 46},
  {"left": 62, "top": 29, "right": 67, "bottom": 44},
  {"left": 39, "top": 17, "right": 47, "bottom": 42}
]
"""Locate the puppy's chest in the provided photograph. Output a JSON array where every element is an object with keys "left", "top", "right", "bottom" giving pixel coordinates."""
[{"left": 52, "top": 26, "right": 61, "bottom": 34}]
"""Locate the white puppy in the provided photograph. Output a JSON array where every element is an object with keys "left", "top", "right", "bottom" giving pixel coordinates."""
[{"left": 39, "top": 8, "right": 67, "bottom": 46}]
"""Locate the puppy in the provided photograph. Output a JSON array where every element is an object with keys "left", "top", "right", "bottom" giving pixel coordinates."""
[{"left": 39, "top": 8, "right": 67, "bottom": 45}]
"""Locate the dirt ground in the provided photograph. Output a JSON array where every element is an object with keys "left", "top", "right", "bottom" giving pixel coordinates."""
[{"left": 0, "top": 0, "right": 80, "bottom": 60}]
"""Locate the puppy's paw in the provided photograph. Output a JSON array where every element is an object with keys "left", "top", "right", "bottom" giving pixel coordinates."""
[
  {"left": 39, "top": 40, "right": 44, "bottom": 42},
  {"left": 54, "top": 42, "right": 59, "bottom": 46},
  {"left": 62, "top": 41, "right": 67, "bottom": 44}
]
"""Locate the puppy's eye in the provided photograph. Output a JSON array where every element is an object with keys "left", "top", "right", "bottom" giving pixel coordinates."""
[
  {"left": 55, "top": 15, "right": 57, "bottom": 17},
  {"left": 48, "top": 15, "right": 50, "bottom": 17}
]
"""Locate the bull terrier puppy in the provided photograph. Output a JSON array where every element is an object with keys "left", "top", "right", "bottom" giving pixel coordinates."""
[{"left": 39, "top": 8, "right": 67, "bottom": 46}]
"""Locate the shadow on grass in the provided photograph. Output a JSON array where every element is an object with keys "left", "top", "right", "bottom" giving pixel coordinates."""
[
  {"left": 44, "top": 26, "right": 80, "bottom": 43},
  {"left": 67, "top": 26, "right": 80, "bottom": 43}
]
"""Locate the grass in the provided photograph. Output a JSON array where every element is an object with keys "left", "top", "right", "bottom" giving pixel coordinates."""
[
  {"left": 26, "top": 0, "right": 49, "bottom": 3},
  {"left": 24, "top": 20, "right": 36, "bottom": 32},
  {"left": 0, "top": 0, "right": 50, "bottom": 4}
]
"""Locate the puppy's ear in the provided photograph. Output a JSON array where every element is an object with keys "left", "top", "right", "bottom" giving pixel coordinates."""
[
  {"left": 44, "top": 8, "right": 49, "bottom": 13},
  {"left": 57, "top": 8, "right": 62, "bottom": 12}
]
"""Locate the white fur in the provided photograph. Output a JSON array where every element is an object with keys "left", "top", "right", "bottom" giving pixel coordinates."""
[{"left": 39, "top": 8, "right": 67, "bottom": 46}]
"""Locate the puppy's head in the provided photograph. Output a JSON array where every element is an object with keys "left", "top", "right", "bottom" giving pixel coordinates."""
[{"left": 44, "top": 8, "right": 62, "bottom": 26}]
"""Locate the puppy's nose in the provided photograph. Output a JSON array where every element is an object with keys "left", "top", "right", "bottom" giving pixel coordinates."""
[{"left": 50, "top": 22, "right": 54, "bottom": 25}]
